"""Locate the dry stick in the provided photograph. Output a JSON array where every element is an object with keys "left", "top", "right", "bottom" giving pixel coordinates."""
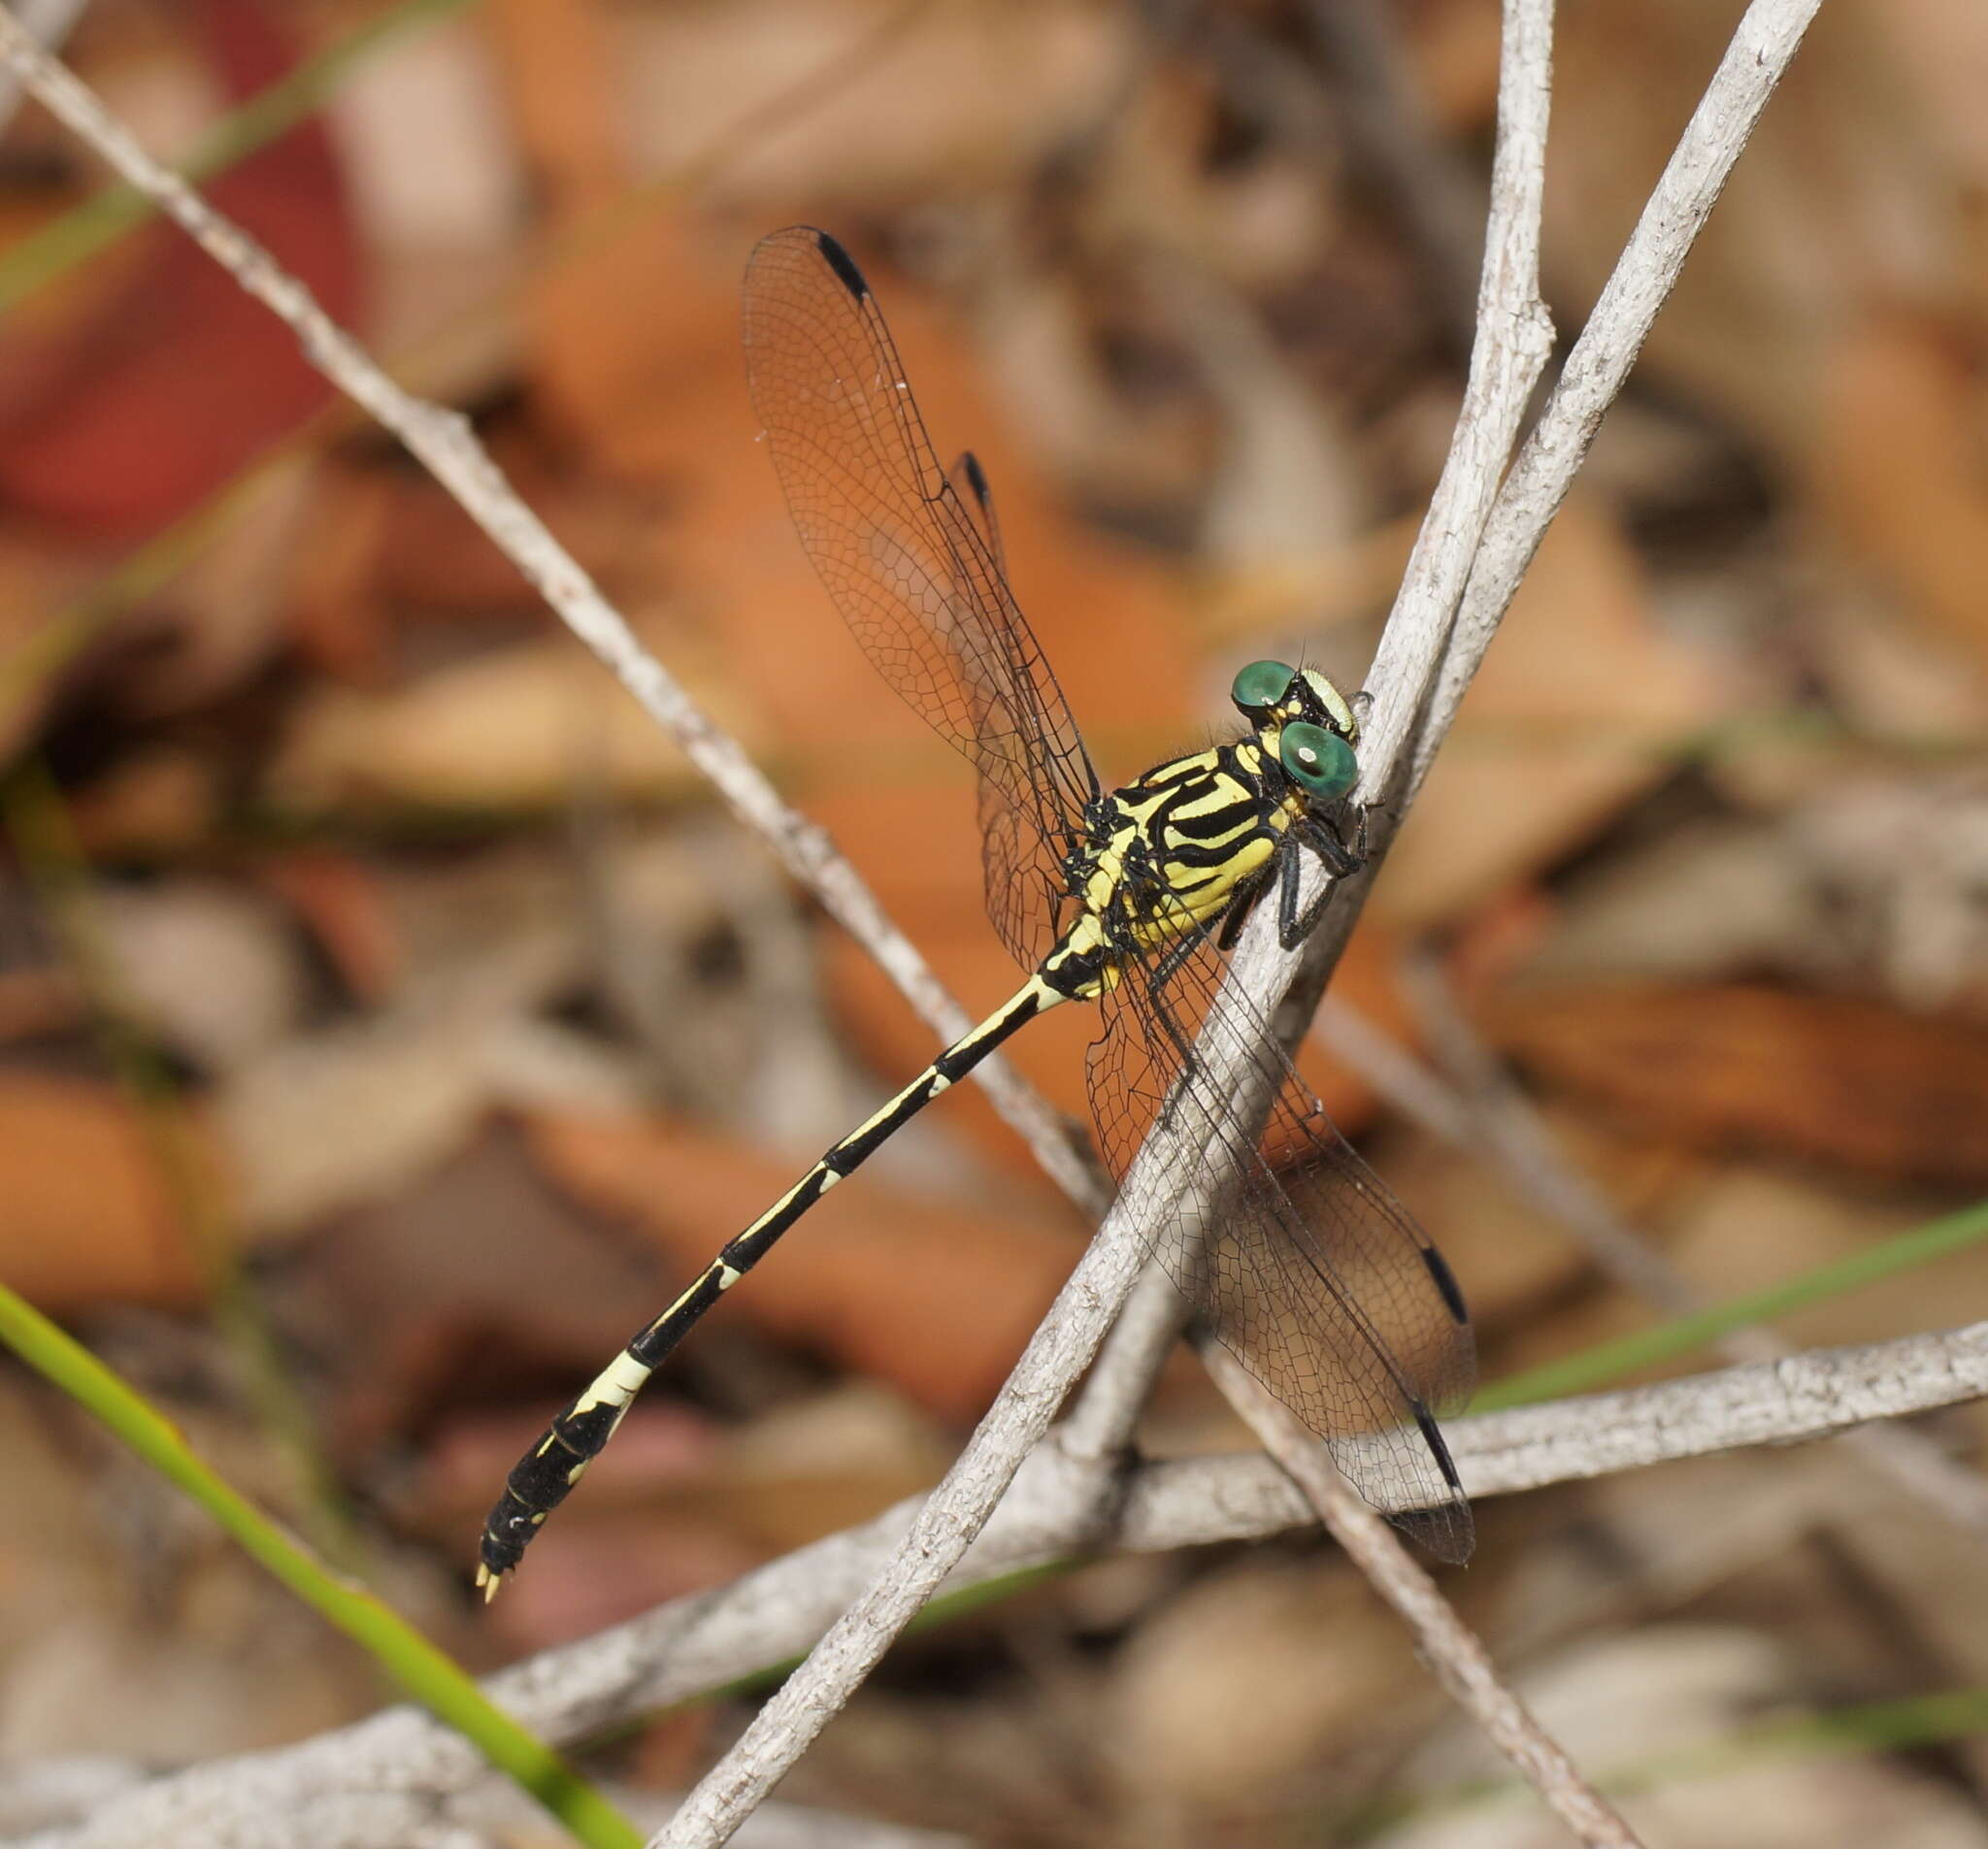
[
  {"left": 23, "top": 1324, "right": 1988, "bottom": 1849},
  {"left": 1196, "top": 0, "right": 1824, "bottom": 1840},
  {"left": 0, "top": 6, "right": 1819, "bottom": 1846},
  {"left": 1390, "top": 955, "right": 1988, "bottom": 1538},
  {"left": 0, "top": 6, "right": 1097, "bottom": 1221},
  {"left": 0, "top": 0, "right": 81, "bottom": 130},
  {"left": 1192, "top": 2, "right": 1650, "bottom": 1843},
  {"left": 648, "top": 0, "right": 1566, "bottom": 1835},
  {"left": 1211, "top": 1352, "right": 1641, "bottom": 1849},
  {"left": 1412, "top": 0, "right": 1827, "bottom": 796}
]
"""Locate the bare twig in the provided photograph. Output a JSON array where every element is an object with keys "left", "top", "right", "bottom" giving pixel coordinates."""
[
  {"left": 1219, "top": 0, "right": 1557, "bottom": 1020},
  {"left": 1208, "top": 1348, "right": 1641, "bottom": 1849},
  {"left": 1184, "top": 2, "right": 1647, "bottom": 1839},
  {"left": 1411, "top": 0, "right": 1827, "bottom": 794},
  {"left": 0, "top": 0, "right": 82, "bottom": 132},
  {"left": 1390, "top": 953, "right": 1988, "bottom": 1539},
  {"left": 24, "top": 1325, "right": 1988, "bottom": 1849},
  {"left": 0, "top": 5, "right": 1095, "bottom": 1222},
  {"left": 0, "top": 1, "right": 1832, "bottom": 1842},
  {"left": 1182, "top": 3, "right": 1826, "bottom": 1840}
]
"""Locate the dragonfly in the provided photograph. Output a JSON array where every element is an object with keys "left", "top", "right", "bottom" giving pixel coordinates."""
[{"left": 478, "top": 226, "right": 1474, "bottom": 1594}]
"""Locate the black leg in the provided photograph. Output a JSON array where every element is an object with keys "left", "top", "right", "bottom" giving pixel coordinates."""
[
  {"left": 1148, "top": 924, "right": 1206, "bottom": 997},
  {"left": 1277, "top": 812, "right": 1368, "bottom": 949},
  {"left": 1276, "top": 831, "right": 1309, "bottom": 949},
  {"left": 1214, "top": 876, "right": 1264, "bottom": 953}
]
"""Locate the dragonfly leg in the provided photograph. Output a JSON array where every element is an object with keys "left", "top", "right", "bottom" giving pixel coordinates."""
[
  {"left": 1147, "top": 923, "right": 1211, "bottom": 1011},
  {"left": 1214, "top": 875, "right": 1266, "bottom": 953},
  {"left": 1277, "top": 815, "right": 1366, "bottom": 949},
  {"left": 1140, "top": 927, "right": 1222, "bottom": 1139}
]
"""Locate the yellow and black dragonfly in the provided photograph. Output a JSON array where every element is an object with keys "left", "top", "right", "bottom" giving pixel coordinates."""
[{"left": 478, "top": 227, "right": 1474, "bottom": 1594}]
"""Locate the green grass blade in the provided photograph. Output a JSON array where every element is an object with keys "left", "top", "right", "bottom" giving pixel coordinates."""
[
  {"left": 1475, "top": 1195, "right": 1988, "bottom": 1413},
  {"left": 0, "top": 0, "right": 479, "bottom": 313},
  {"left": 0, "top": 1283, "right": 643, "bottom": 1849}
]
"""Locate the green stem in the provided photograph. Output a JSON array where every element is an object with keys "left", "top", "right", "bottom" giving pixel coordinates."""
[
  {"left": 0, "top": 1283, "right": 643, "bottom": 1849},
  {"left": 1476, "top": 1195, "right": 1988, "bottom": 1412},
  {"left": 0, "top": 0, "right": 480, "bottom": 312}
]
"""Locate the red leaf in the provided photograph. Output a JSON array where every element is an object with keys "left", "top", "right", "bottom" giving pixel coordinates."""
[{"left": 0, "top": 0, "right": 362, "bottom": 536}]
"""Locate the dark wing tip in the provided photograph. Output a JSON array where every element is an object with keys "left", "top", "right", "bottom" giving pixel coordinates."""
[
  {"left": 1415, "top": 1403, "right": 1465, "bottom": 1496},
  {"left": 813, "top": 229, "right": 870, "bottom": 301},
  {"left": 1408, "top": 1404, "right": 1475, "bottom": 1564},
  {"left": 1422, "top": 1245, "right": 1470, "bottom": 1327},
  {"left": 959, "top": 449, "right": 991, "bottom": 503}
]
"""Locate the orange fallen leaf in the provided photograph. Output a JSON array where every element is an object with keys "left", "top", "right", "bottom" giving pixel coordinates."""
[
  {"left": 0, "top": 1073, "right": 224, "bottom": 1310},
  {"left": 524, "top": 1109, "right": 1077, "bottom": 1422},
  {"left": 1485, "top": 981, "right": 1988, "bottom": 1182},
  {"left": 1379, "top": 495, "right": 1723, "bottom": 929},
  {"left": 1812, "top": 310, "right": 1988, "bottom": 674}
]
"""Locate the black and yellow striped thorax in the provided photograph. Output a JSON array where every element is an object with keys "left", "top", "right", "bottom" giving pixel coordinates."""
[
  {"left": 1082, "top": 739, "right": 1292, "bottom": 935},
  {"left": 1039, "top": 660, "right": 1360, "bottom": 1002}
]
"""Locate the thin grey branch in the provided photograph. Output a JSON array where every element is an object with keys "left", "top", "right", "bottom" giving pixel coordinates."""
[
  {"left": 23, "top": 1325, "right": 1986, "bottom": 1849},
  {"left": 1413, "top": 0, "right": 1827, "bottom": 791},
  {"left": 0, "top": 4, "right": 1095, "bottom": 1222},
  {"left": 653, "top": 0, "right": 1562, "bottom": 1832},
  {"left": 1206, "top": 1347, "right": 1643, "bottom": 1848}
]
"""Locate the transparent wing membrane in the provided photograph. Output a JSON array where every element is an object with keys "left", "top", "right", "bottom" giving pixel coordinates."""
[
  {"left": 480, "top": 225, "right": 1475, "bottom": 1591},
  {"left": 1085, "top": 898, "right": 1475, "bottom": 1562},
  {"left": 748, "top": 226, "right": 1474, "bottom": 1560},
  {"left": 743, "top": 227, "right": 1099, "bottom": 969}
]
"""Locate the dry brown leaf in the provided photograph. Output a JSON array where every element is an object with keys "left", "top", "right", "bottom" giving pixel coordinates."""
[
  {"left": 1378, "top": 495, "right": 1724, "bottom": 928},
  {"left": 613, "top": 0, "right": 1123, "bottom": 209},
  {"left": 67, "top": 748, "right": 220, "bottom": 859},
  {"left": 1811, "top": 310, "right": 1988, "bottom": 673},
  {"left": 1484, "top": 980, "right": 1988, "bottom": 1182},
  {"left": 256, "top": 850, "right": 404, "bottom": 1006},
  {"left": 215, "top": 933, "right": 577, "bottom": 1238},
  {"left": 0, "top": 1073, "right": 218, "bottom": 1311},
  {"left": 525, "top": 1109, "right": 1075, "bottom": 1421},
  {"left": 283, "top": 459, "right": 396, "bottom": 682},
  {"left": 1109, "top": 1562, "right": 1418, "bottom": 1808},
  {"left": 262, "top": 624, "right": 760, "bottom": 813},
  {"left": 94, "top": 882, "right": 304, "bottom": 1074},
  {"left": 485, "top": 0, "right": 624, "bottom": 215}
]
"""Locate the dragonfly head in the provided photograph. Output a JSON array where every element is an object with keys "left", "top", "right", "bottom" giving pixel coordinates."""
[{"left": 1229, "top": 660, "right": 1359, "bottom": 804}]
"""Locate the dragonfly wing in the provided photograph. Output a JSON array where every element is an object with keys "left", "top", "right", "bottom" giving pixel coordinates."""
[
  {"left": 945, "top": 449, "right": 1007, "bottom": 578},
  {"left": 744, "top": 226, "right": 1100, "bottom": 969},
  {"left": 1086, "top": 912, "right": 1475, "bottom": 1562}
]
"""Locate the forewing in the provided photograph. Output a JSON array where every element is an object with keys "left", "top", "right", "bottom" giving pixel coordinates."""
[
  {"left": 1086, "top": 912, "right": 1475, "bottom": 1562},
  {"left": 743, "top": 227, "right": 1100, "bottom": 968}
]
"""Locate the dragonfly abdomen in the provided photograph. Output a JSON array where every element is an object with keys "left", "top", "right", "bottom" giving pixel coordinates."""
[{"left": 477, "top": 971, "right": 1066, "bottom": 1590}]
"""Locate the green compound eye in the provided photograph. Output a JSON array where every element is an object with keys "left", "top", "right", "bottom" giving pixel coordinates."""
[
  {"left": 1280, "top": 722, "right": 1357, "bottom": 798},
  {"left": 1231, "top": 659, "right": 1296, "bottom": 713}
]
